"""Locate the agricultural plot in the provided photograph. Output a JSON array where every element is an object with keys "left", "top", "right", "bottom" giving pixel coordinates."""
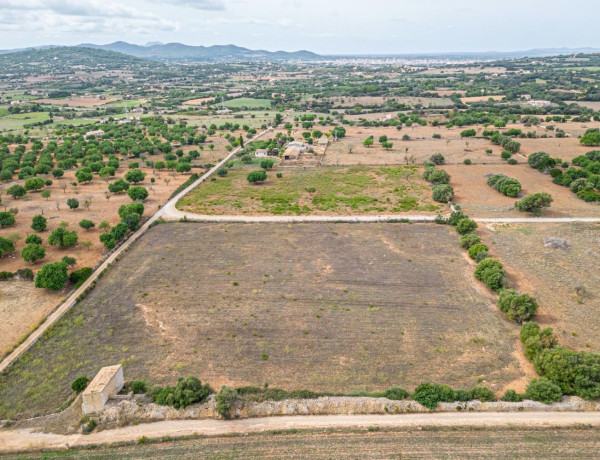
[
  {"left": 176, "top": 166, "right": 440, "bottom": 215},
  {"left": 222, "top": 98, "right": 271, "bottom": 109},
  {"left": 444, "top": 164, "right": 600, "bottom": 217},
  {"left": 0, "top": 112, "right": 50, "bottom": 131},
  {"left": 0, "top": 223, "right": 530, "bottom": 419},
  {"left": 483, "top": 223, "right": 600, "bottom": 352}
]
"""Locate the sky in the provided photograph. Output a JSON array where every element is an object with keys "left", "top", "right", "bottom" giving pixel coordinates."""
[{"left": 0, "top": 0, "right": 598, "bottom": 54}]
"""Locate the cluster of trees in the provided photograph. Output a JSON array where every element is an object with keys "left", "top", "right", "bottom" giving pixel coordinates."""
[
  {"left": 487, "top": 174, "right": 522, "bottom": 197},
  {"left": 99, "top": 203, "right": 144, "bottom": 249},
  {"left": 423, "top": 154, "right": 453, "bottom": 203},
  {"left": 490, "top": 132, "right": 521, "bottom": 153},
  {"left": 150, "top": 376, "right": 213, "bottom": 409},
  {"left": 546, "top": 150, "right": 600, "bottom": 202}
]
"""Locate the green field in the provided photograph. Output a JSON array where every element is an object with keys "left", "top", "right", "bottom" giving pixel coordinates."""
[
  {"left": 222, "top": 97, "right": 272, "bottom": 109},
  {"left": 177, "top": 165, "right": 440, "bottom": 215},
  {"left": 0, "top": 112, "right": 50, "bottom": 131}
]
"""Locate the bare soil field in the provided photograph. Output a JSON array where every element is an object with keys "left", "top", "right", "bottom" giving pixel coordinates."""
[
  {"left": 482, "top": 222, "right": 600, "bottom": 352},
  {"left": 177, "top": 166, "right": 440, "bottom": 215},
  {"left": 32, "top": 97, "right": 120, "bottom": 107},
  {"left": 461, "top": 95, "right": 506, "bottom": 103},
  {"left": 0, "top": 223, "right": 529, "bottom": 419},
  {"left": 443, "top": 164, "right": 600, "bottom": 217},
  {"left": 181, "top": 97, "right": 215, "bottom": 106},
  {"left": 10, "top": 426, "right": 600, "bottom": 459},
  {"left": 0, "top": 281, "right": 61, "bottom": 355},
  {"left": 566, "top": 100, "right": 600, "bottom": 110}
]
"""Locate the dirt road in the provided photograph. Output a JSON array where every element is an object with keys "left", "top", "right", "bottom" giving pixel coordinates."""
[{"left": 3, "top": 412, "right": 600, "bottom": 453}]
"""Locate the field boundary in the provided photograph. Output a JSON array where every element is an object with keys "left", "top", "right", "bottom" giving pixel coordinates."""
[{"left": 0, "top": 128, "right": 272, "bottom": 374}]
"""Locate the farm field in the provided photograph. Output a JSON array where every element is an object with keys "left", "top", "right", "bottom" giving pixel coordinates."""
[
  {"left": 444, "top": 164, "right": 600, "bottom": 217},
  {"left": 0, "top": 112, "right": 50, "bottom": 131},
  {"left": 482, "top": 223, "right": 600, "bottom": 352},
  {"left": 31, "top": 97, "right": 120, "bottom": 107},
  {"left": 222, "top": 98, "right": 271, "bottom": 109},
  {"left": 0, "top": 223, "right": 530, "bottom": 419},
  {"left": 10, "top": 427, "right": 600, "bottom": 459},
  {"left": 176, "top": 166, "right": 440, "bottom": 215}
]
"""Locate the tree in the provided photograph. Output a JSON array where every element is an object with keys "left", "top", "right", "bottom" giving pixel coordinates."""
[
  {"left": 127, "top": 186, "right": 149, "bottom": 201},
  {"left": 515, "top": 193, "right": 553, "bottom": 216},
  {"left": 108, "top": 179, "right": 130, "bottom": 193},
  {"left": 41, "top": 190, "right": 51, "bottom": 200},
  {"left": 580, "top": 129, "right": 600, "bottom": 146},
  {"left": 25, "top": 233, "right": 43, "bottom": 245},
  {"left": 25, "top": 177, "right": 44, "bottom": 192},
  {"left": 247, "top": 170, "right": 267, "bottom": 183},
  {"left": 468, "top": 243, "right": 488, "bottom": 260},
  {"left": 460, "top": 129, "right": 476, "bottom": 138},
  {"left": 119, "top": 203, "right": 144, "bottom": 219},
  {"left": 124, "top": 213, "right": 141, "bottom": 231},
  {"left": 432, "top": 184, "right": 454, "bottom": 202},
  {"left": 241, "top": 154, "right": 252, "bottom": 164},
  {"left": 260, "top": 159, "right": 274, "bottom": 170},
  {"left": 378, "top": 135, "right": 388, "bottom": 144},
  {"left": 31, "top": 214, "right": 47, "bottom": 231},
  {"left": 98, "top": 220, "right": 110, "bottom": 232},
  {"left": 75, "top": 169, "right": 93, "bottom": 183},
  {"left": 125, "top": 169, "right": 146, "bottom": 183},
  {"left": 498, "top": 289, "right": 538, "bottom": 323},
  {"left": 52, "top": 168, "right": 64, "bottom": 178},
  {"left": 527, "top": 151, "right": 555, "bottom": 171},
  {"left": 79, "top": 219, "right": 95, "bottom": 230},
  {"left": 71, "top": 376, "right": 90, "bottom": 393},
  {"left": 216, "top": 167, "right": 228, "bottom": 177},
  {"left": 48, "top": 227, "right": 78, "bottom": 247},
  {"left": 474, "top": 258, "right": 506, "bottom": 292},
  {"left": 430, "top": 153, "right": 445, "bottom": 165},
  {"left": 62, "top": 255, "right": 76, "bottom": 266},
  {"left": 460, "top": 233, "right": 481, "bottom": 249},
  {"left": 67, "top": 198, "right": 79, "bottom": 210},
  {"left": 215, "top": 386, "right": 238, "bottom": 419},
  {"left": 6, "top": 184, "right": 26, "bottom": 199},
  {"left": 176, "top": 162, "right": 191, "bottom": 173},
  {"left": 363, "top": 138, "right": 374, "bottom": 148},
  {"left": 0, "top": 211, "right": 15, "bottom": 227},
  {"left": 382, "top": 141, "right": 393, "bottom": 150},
  {"left": 22, "top": 243, "right": 45, "bottom": 263},
  {"left": 0, "top": 237, "right": 15, "bottom": 256},
  {"left": 35, "top": 261, "right": 69, "bottom": 290},
  {"left": 428, "top": 169, "right": 450, "bottom": 185}
]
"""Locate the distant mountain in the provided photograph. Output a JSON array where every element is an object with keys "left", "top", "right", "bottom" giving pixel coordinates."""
[{"left": 77, "top": 41, "right": 321, "bottom": 62}]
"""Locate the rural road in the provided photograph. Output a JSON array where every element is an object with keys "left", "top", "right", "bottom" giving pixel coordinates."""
[
  {"left": 3, "top": 412, "right": 600, "bottom": 452},
  {"left": 0, "top": 128, "right": 272, "bottom": 375}
]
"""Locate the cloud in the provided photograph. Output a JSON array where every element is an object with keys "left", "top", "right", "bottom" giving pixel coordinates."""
[{"left": 157, "top": 0, "right": 226, "bottom": 10}]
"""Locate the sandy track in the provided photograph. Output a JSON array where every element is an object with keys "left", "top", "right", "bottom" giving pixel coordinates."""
[{"left": 3, "top": 412, "right": 600, "bottom": 452}]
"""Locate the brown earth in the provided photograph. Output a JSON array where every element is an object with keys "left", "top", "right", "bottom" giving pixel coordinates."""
[{"left": 0, "top": 222, "right": 531, "bottom": 419}]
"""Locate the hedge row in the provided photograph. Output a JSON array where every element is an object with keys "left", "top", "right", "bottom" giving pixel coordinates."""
[
  {"left": 423, "top": 156, "right": 454, "bottom": 203},
  {"left": 487, "top": 174, "right": 521, "bottom": 197}
]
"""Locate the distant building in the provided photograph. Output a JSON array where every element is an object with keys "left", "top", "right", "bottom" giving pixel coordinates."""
[
  {"left": 81, "top": 365, "right": 124, "bottom": 414},
  {"left": 85, "top": 129, "right": 105, "bottom": 138},
  {"left": 527, "top": 100, "right": 551, "bottom": 107},
  {"left": 254, "top": 149, "right": 269, "bottom": 158},
  {"left": 216, "top": 109, "right": 232, "bottom": 115},
  {"left": 283, "top": 141, "right": 310, "bottom": 160}
]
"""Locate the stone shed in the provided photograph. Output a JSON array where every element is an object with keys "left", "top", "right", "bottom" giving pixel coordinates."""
[{"left": 82, "top": 364, "right": 124, "bottom": 414}]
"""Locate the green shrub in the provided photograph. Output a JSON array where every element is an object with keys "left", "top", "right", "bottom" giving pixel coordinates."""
[
  {"left": 498, "top": 289, "right": 538, "bottom": 323},
  {"left": 474, "top": 258, "right": 506, "bottom": 291},
  {"left": 247, "top": 170, "right": 267, "bottom": 183},
  {"left": 79, "top": 219, "right": 95, "bottom": 230},
  {"left": 152, "top": 376, "right": 213, "bottom": 409},
  {"left": 447, "top": 211, "right": 466, "bottom": 226},
  {"left": 131, "top": 380, "right": 148, "bottom": 394},
  {"left": 216, "top": 167, "right": 228, "bottom": 177},
  {"left": 469, "top": 386, "right": 495, "bottom": 402},
  {"left": 463, "top": 159, "right": 472, "bottom": 165},
  {"left": 383, "top": 386, "right": 409, "bottom": 400},
  {"left": 412, "top": 382, "right": 456, "bottom": 409},
  {"left": 0, "top": 211, "right": 16, "bottom": 227},
  {"left": 528, "top": 151, "right": 555, "bottom": 171},
  {"left": 525, "top": 378, "right": 562, "bottom": 404},
  {"left": 456, "top": 218, "right": 477, "bottom": 235},
  {"left": 487, "top": 174, "right": 522, "bottom": 197},
  {"left": 507, "top": 158, "right": 518, "bottom": 165},
  {"left": 25, "top": 234, "right": 43, "bottom": 245},
  {"left": 31, "top": 214, "right": 47, "bottom": 231},
  {"left": 428, "top": 169, "right": 450, "bottom": 185},
  {"left": 432, "top": 184, "right": 454, "bottom": 202},
  {"left": 501, "top": 390, "right": 524, "bottom": 402},
  {"left": 468, "top": 243, "right": 488, "bottom": 260},
  {"left": 430, "top": 153, "right": 445, "bottom": 165},
  {"left": 69, "top": 267, "right": 93, "bottom": 288},
  {"left": 515, "top": 193, "right": 553, "bottom": 215},
  {"left": 215, "top": 386, "right": 239, "bottom": 419},
  {"left": 0, "top": 236, "right": 15, "bottom": 257},
  {"left": 72, "top": 376, "right": 90, "bottom": 393},
  {"left": 35, "top": 261, "right": 69, "bottom": 290},
  {"left": 460, "top": 233, "right": 481, "bottom": 249}
]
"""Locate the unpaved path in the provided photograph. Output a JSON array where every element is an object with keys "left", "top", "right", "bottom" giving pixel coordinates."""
[{"left": 3, "top": 412, "right": 600, "bottom": 452}]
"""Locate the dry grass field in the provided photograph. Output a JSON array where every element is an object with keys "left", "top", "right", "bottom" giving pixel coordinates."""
[
  {"left": 443, "top": 164, "right": 600, "bottom": 217},
  {"left": 177, "top": 166, "right": 439, "bottom": 215},
  {"left": 31, "top": 97, "right": 120, "bottom": 107},
  {"left": 482, "top": 223, "right": 600, "bottom": 352},
  {"left": 0, "top": 222, "right": 530, "bottom": 419},
  {"left": 10, "top": 427, "right": 600, "bottom": 459}
]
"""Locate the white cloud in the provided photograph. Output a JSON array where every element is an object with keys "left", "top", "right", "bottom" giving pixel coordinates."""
[{"left": 153, "top": 0, "right": 226, "bottom": 10}]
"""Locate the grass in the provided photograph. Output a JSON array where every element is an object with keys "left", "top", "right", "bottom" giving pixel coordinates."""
[
  {"left": 177, "top": 165, "right": 440, "bottom": 215},
  {"left": 222, "top": 98, "right": 272, "bottom": 109},
  {"left": 0, "top": 222, "right": 524, "bottom": 419},
  {"left": 0, "top": 112, "right": 49, "bottom": 130}
]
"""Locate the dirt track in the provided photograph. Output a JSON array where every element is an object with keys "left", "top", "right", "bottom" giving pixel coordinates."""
[{"left": 4, "top": 412, "right": 600, "bottom": 453}]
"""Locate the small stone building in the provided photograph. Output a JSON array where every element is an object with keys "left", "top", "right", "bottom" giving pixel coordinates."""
[{"left": 82, "top": 364, "right": 124, "bottom": 414}]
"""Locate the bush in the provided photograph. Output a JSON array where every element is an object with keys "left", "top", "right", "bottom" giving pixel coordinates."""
[
  {"left": 501, "top": 389, "right": 524, "bottom": 402},
  {"left": 470, "top": 386, "right": 495, "bottom": 402},
  {"left": 247, "top": 170, "right": 267, "bottom": 183},
  {"left": 412, "top": 383, "right": 456, "bottom": 409},
  {"left": 507, "top": 158, "right": 518, "bottom": 165},
  {"left": 528, "top": 151, "right": 555, "bottom": 171},
  {"left": 515, "top": 193, "right": 553, "bottom": 216},
  {"left": 216, "top": 167, "right": 228, "bottom": 177},
  {"left": 474, "top": 258, "right": 506, "bottom": 291},
  {"left": 69, "top": 267, "right": 92, "bottom": 288},
  {"left": 455, "top": 218, "right": 477, "bottom": 235},
  {"left": 108, "top": 179, "right": 130, "bottom": 193},
  {"left": 21, "top": 243, "right": 45, "bottom": 263},
  {"left": 0, "top": 211, "right": 16, "bottom": 227},
  {"left": 125, "top": 169, "right": 146, "bottom": 183},
  {"left": 79, "top": 219, "right": 95, "bottom": 230},
  {"left": 6, "top": 184, "right": 26, "bottom": 199},
  {"left": 468, "top": 243, "right": 488, "bottom": 260},
  {"left": 48, "top": 227, "right": 78, "bottom": 247},
  {"left": 35, "top": 261, "right": 69, "bottom": 290},
  {"left": 215, "top": 386, "right": 239, "bottom": 419},
  {"left": 72, "top": 376, "right": 90, "bottom": 393},
  {"left": 152, "top": 376, "right": 213, "bottom": 409},
  {"left": 31, "top": 214, "right": 47, "bottom": 232},
  {"left": 25, "top": 233, "right": 43, "bottom": 245},
  {"left": 128, "top": 186, "right": 149, "bottom": 201},
  {"left": 260, "top": 159, "right": 274, "bottom": 170},
  {"left": 25, "top": 177, "right": 45, "bottom": 191},
  {"left": 0, "top": 237, "right": 15, "bottom": 257},
  {"left": 384, "top": 386, "right": 409, "bottom": 400},
  {"left": 463, "top": 159, "right": 472, "bottom": 165},
  {"left": 15, "top": 268, "right": 34, "bottom": 280},
  {"left": 487, "top": 174, "right": 522, "bottom": 197},
  {"left": 525, "top": 378, "right": 562, "bottom": 404},
  {"left": 430, "top": 153, "right": 445, "bottom": 165},
  {"left": 67, "top": 198, "right": 79, "bottom": 210},
  {"left": 432, "top": 184, "right": 454, "bottom": 202},
  {"left": 428, "top": 169, "right": 450, "bottom": 185},
  {"left": 131, "top": 380, "right": 148, "bottom": 394},
  {"left": 460, "top": 233, "right": 481, "bottom": 249},
  {"left": 498, "top": 289, "right": 538, "bottom": 323}
]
